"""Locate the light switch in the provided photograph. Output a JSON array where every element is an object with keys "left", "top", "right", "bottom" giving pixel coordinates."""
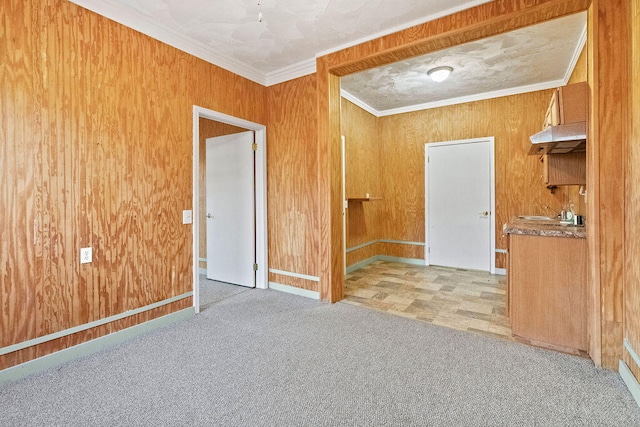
[{"left": 182, "top": 210, "right": 193, "bottom": 224}]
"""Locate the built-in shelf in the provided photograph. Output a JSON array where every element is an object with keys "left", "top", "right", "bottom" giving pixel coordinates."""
[{"left": 347, "top": 197, "right": 382, "bottom": 202}]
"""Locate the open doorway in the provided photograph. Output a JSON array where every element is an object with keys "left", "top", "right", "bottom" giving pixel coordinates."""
[{"left": 192, "top": 106, "right": 267, "bottom": 314}]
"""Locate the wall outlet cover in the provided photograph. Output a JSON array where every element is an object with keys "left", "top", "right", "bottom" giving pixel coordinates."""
[{"left": 80, "top": 247, "right": 92, "bottom": 264}]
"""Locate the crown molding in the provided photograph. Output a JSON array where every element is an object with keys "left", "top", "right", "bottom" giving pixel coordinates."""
[
  {"left": 69, "top": 0, "right": 267, "bottom": 85},
  {"left": 562, "top": 21, "right": 588, "bottom": 85},
  {"left": 265, "top": 58, "right": 317, "bottom": 86},
  {"left": 340, "top": 90, "right": 381, "bottom": 117},
  {"left": 343, "top": 79, "right": 567, "bottom": 118}
]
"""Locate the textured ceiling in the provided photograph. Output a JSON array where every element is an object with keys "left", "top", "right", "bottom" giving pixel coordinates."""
[
  {"left": 72, "top": 0, "right": 492, "bottom": 81},
  {"left": 341, "top": 12, "right": 587, "bottom": 115},
  {"left": 71, "top": 1, "right": 585, "bottom": 113}
]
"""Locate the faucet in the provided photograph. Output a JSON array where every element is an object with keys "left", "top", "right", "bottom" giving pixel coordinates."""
[{"left": 544, "top": 206, "right": 561, "bottom": 218}]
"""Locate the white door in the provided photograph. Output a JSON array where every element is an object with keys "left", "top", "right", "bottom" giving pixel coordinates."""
[
  {"left": 206, "top": 131, "right": 255, "bottom": 287},
  {"left": 426, "top": 138, "right": 494, "bottom": 272}
]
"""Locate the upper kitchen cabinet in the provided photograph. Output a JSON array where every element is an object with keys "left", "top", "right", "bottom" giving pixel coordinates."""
[
  {"left": 543, "top": 82, "right": 588, "bottom": 129},
  {"left": 529, "top": 82, "right": 588, "bottom": 156},
  {"left": 543, "top": 151, "right": 586, "bottom": 186},
  {"left": 530, "top": 82, "right": 588, "bottom": 187}
]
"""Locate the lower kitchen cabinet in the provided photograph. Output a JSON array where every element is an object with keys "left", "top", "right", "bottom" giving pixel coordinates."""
[{"left": 507, "top": 233, "right": 587, "bottom": 352}]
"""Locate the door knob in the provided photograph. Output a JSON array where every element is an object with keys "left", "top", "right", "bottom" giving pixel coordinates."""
[
  {"left": 478, "top": 211, "right": 489, "bottom": 216},
  {"left": 206, "top": 213, "right": 214, "bottom": 219}
]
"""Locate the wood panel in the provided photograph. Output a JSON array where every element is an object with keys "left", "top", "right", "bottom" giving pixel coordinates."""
[
  {"left": 587, "top": 0, "right": 628, "bottom": 369},
  {"left": 376, "top": 91, "right": 583, "bottom": 270},
  {"left": 316, "top": 57, "right": 344, "bottom": 302},
  {"left": 342, "top": 99, "right": 380, "bottom": 201},
  {"left": 0, "top": 298, "right": 191, "bottom": 369},
  {"left": 342, "top": 98, "right": 382, "bottom": 256},
  {"left": 198, "top": 119, "right": 248, "bottom": 269},
  {"left": 327, "top": 0, "right": 591, "bottom": 75},
  {"left": 346, "top": 242, "right": 380, "bottom": 268},
  {"left": 624, "top": 0, "right": 640, "bottom": 381},
  {"left": 0, "top": 0, "right": 265, "bottom": 370},
  {"left": 378, "top": 243, "right": 424, "bottom": 261},
  {"left": 268, "top": 273, "right": 318, "bottom": 293},
  {"left": 266, "top": 75, "right": 320, "bottom": 281},
  {"left": 568, "top": 45, "right": 587, "bottom": 85},
  {"left": 509, "top": 234, "right": 587, "bottom": 352}
]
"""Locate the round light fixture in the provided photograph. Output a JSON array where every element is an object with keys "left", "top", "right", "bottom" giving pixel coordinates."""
[{"left": 427, "top": 66, "right": 453, "bottom": 83}]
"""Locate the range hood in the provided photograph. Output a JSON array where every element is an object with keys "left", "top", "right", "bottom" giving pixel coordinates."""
[{"left": 528, "top": 121, "right": 587, "bottom": 155}]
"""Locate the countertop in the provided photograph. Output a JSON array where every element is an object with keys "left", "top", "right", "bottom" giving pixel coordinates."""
[{"left": 503, "top": 217, "right": 586, "bottom": 239}]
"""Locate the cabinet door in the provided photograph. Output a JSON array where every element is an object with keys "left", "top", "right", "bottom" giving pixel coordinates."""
[
  {"left": 543, "top": 152, "right": 587, "bottom": 186},
  {"left": 543, "top": 89, "right": 560, "bottom": 129},
  {"left": 559, "top": 82, "right": 588, "bottom": 124},
  {"left": 509, "top": 234, "right": 587, "bottom": 351}
]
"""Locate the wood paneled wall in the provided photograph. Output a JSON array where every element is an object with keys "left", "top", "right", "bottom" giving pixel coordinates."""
[
  {"left": 318, "top": 0, "right": 591, "bottom": 302},
  {"left": 342, "top": 47, "right": 587, "bottom": 270},
  {"left": 568, "top": 45, "right": 587, "bottom": 85},
  {"left": 624, "top": 0, "right": 640, "bottom": 381},
  {"left": 198, "top": 119, "right": 247, "bottom": 270},
  {"left": 375, "top": 91, "right": 586, "bottom": 269},
  {"left": 587, "top": 0, "right": 628, "bottom": 369},
  {"left": 266, "top": 74, "right": 320, "bottom": 292},
  {"left": 341, "top": 99, "right": 382, "bottom": 266},
  {"left": 0, "top": 0, "right": 265, "bottom": 370}
]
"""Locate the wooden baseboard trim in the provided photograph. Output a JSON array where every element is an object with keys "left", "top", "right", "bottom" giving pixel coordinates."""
[{"left": 0, "top": 307, "right": 195, "bottom": 386}]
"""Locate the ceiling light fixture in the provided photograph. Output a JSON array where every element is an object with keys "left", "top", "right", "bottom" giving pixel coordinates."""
[{"left": 427, "top": 66, "right": 453, "bottom": 83}]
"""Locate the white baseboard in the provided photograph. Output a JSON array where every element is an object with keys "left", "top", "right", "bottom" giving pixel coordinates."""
[
  {"left": 0, "top": 307, "right": 195, "bottom": 386},
  {"left": 199, "top": 268, "right": 207, "bottom": 275},
  {"left": 268, "top": 282, "right": 320, "bottom": 300},
  {"left": 346, "top": 256, "right": 379, "bottom": 273},
  {"left": 619, "top": 360, "right": 640, "bottom": 408},
  {"left": 346, "top": 255, "right": 426, "bottom": 274},
  {"left": 495, "top": 268, "right": 507, "bottom": 275}
]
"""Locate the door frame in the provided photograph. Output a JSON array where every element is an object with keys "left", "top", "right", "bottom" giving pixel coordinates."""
[
  {"left": 192, "top": 106, "right": 268, "bottom": 314},
  {"left": 424, "top": 136, "right": 496, "bottom": 274}
]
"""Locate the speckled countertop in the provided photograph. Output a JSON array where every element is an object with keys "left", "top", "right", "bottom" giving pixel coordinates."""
[{"left": 503, "top": 217, "right": 586, "bottom": 239}]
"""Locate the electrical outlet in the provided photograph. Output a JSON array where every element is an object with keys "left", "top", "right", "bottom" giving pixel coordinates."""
[
  {"left": 80, "top": 247, "right": 92, "bottom": 264},
  {"left": 182, "top": 210, "right": 192, "bottom": 224}
]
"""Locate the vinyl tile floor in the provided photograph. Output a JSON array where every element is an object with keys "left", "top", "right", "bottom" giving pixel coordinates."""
[{"left": 342, "top": 260, "right": 512, "bottom": 341}]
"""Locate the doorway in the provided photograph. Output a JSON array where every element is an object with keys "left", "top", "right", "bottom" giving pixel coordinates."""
[
  {"left": 192, "top": 106, "right": 267, "bottom": 314},
  {"left": 206, "top": 131, "right": 256, "bottom": 287},
  {"left": 425, "top": 137, "right": 496, "bottom": 273}
]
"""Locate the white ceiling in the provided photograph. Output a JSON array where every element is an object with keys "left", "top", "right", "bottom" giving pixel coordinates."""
[
  {"left": 70, "top": 1, "right": 586, "bottom": 115},
  {"left": 71, "top": 0, "right": 493, "bottom": 84},
  {"left": 341, "top": 12, "right": 587, "bottom": 116}
]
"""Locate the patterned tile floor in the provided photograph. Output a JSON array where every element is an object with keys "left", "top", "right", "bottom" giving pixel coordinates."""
[{"left": 342, "top": 260, "right": 512, "bottom": 341}]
